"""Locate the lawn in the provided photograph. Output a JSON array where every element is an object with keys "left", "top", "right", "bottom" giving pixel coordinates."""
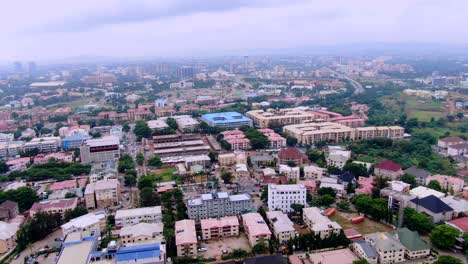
[
  {"left": 331, "top": 211, "right": 393, "bottom": 235},
  {"left": 413, "top": 127, "right": 468, "bottom": 139},
  {"left": 401, "top": 95, "right": 447, "bottom": 122},
  {"left": 148, "top": 167, "right": 177, "bottom": 182}
]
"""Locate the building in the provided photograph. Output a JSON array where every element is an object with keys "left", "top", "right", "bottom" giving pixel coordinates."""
[
  {"left": 303, "top": 165, "right": 325, "bottom": 180},
  {"left": 266, "top": 211, "right": 297, "bottom": 244},
  {"left": 119, "top": 222, "right": 164, "bottom": 247},
  {"left": 115, "top": 206, "right": 162, "bottom": 228},
  {"left": 409, "top": 186, "right": 445, "bottom": 198},
  {"left": 447, "top": 143, "right": 468, "bottom": 157},
  {"left": 0, "top": 201, "right": 18, "bottom": 222},
  {"left": 268, "top": 184, "right": 307, "bottom": 213},
  {"left": 161, "top": 115, "right": 199, "bottom": 132},
  {"left": 279, "top": 164, "right": 300, "bottom": 182},
  {"left": 437, "top": 137, "right": 465, "bottom": 149},
  {"left": 61, "top": 212, "right": 106, "bottom": 236},
  {"left": 187, "top": 192, "right": 252, "bottom": 221},
  {"left": 84, "top": 179, "right": 120, "bottom": 209},
  {"left": 356, "top": 176, "right": 374, "bottom": 195},
  {"left": 24, "top": 136, "right": 61, "bottom": 153},
  {"left": 200, "top": 216, "right": 239, "bottom": 240},
  {"left": 56, "top": 230, "right": 98, "bottom": 264},
  {"left": 374, "top": 160, "right": 403, "bottom": 179},
  {"left": 175, "top": 219, "right": 197, "bottom": 258},
  {"left": 114, "top": 243, "right": 166, "bottom": 264},
  {"left": 147, "top": 120, "right": 169, "bottom": 130},
  {"left": 29, "top": 197, "right": 78, "bottom": 217},
  {"left": 351, "top": 240, "right": 379, "bottom": 264},
  {"left": 258, "top": 128, "right": 287, "bottom": 149},
  {"left": 184, "top": 154, "right": 211, "bottom": 169},
  {"left": 278, "top": 148, "right": 304, "bottom": 166},
  {"left": 283, "top": 122, "right": 404, "bottom": 144},
  {"left": 0, "top": 141, "right": 24, "bottom": 159},
  {"left": 218, "top": 152, "right": 247, "bottom": 166},
  {"left": 326, "top": 149, "right": 351, "bottom": 169},
  {"left": 441, "top": 196, "right": 468, "bottom": 217},
  {"left": 34, "top": 152, "right": 73, "bottom": 164},
  {"left": 0, "top": 221, "right": 19, "bottom": 254},
  {"left": 389, "top": 181, "right": 411, "bottom": 192},
  {"left": 242, "top": 213, "right": 271, "bottom": 247},
  {"left": 302, "top": 207, "right": 342, "bottom": 238},
  {"left": 201, "top": 112, "right": 253, "bottom": 129},
  {"left": 177, "top": 66, "right": 194, "bottom": 80},
  {"left": 62, "top": 135, "right": 91, "bottom": 150},
  {"left": 309, "top": 248, "right": 358, "bottom": 264},
  {"left": 80, "top": 136, "right": 120, "bottom": 164},
  {"left": 426, "top": 175, "right": 464, "bottom": 193},
  {"left": 365, "top": 232, "right": 405, "bottom": 263},
  {"left": 246, "top": 108, "right": 317, "bottom": 128},
  {"left": 446, "top": 217, "right": 468, "bottom": 234},
  {"left": 404, "top": 167, "right": 431, "bottom": 186},
  {"left": 394, "top": 227, "right": 430, "bottom": 260},
  {"left": 409, "top": 195, "right": 454, "bottom": 223}
]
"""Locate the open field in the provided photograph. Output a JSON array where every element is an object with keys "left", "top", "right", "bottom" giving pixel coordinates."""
[
  {"left": 148, "top": 167, "right": 177, "bottom": 182},
  {"left": 198, "top": 234, "right": 251, "bottom": 260},
  {"left": 402, "top": 95, "right": 447, "bottom": 122},
  {"left": 331, "top": 211, "right": 393, "bottom": 235}
]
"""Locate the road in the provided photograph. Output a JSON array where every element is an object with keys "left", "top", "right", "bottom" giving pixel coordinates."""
[{"left": 324, "top": 67, "right": 364, "bottom": 94}]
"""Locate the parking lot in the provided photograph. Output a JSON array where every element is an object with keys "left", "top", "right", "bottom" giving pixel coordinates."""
[{"left": 198, "top": 234, "right": 251, "bottom": 259}]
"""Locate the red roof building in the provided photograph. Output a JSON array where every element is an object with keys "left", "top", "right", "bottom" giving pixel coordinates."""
[
  {"left": 446, "top": 217, "right": 468, "bottom": 233},
  {"left": 374, "top": 160, "right": 402, "bottom": 179},
  {"left": 278, "top": 147, "right": 305, "bottom": 166}
]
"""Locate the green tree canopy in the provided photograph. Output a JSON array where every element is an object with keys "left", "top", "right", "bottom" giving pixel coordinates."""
[
  {"left": 430, "top": 225, "right": 461, "bottom": 249},
  {"left": 427, "top": 180, "right": 442, "bottom": 191}
]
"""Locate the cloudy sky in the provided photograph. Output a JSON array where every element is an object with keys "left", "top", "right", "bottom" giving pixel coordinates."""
[{"left": 1, "top": 0, "right": 467, "bottom": 61}]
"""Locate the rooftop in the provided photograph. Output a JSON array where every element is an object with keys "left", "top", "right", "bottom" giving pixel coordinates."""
[
  {"left": 202, "top": 112, "right": 252, "bottom": 124},
  {"left": 446, "top": 217, "right": 468, "bottom": 232},
  {"left": 201, "top": 216, "right": 239, "bottom": 230},
  {"left": 175, "top": 219, "right": 197, "bottom": 246},
  {"left": 115, "top": 206, "right": 162, "bottom": 219},
  {"left": 119, "top": 222, "right": 164, "bottom": 238},
  {"left": 83, "top": 136, "right": 119, "bottom": 147},
  {"left": 309, "top": 248, "right": 357, "bottom": 264},
  {"left": 410, "top": 195, "right": 453, "bottom": 214},
  {"left": 242, "top": 213, "right": 271, "bottom": 238},
  {"left": 375, "top": 160, "right": 401, "bottom": 172},
  {"left": 266, "top": 211, "right": 296, "bottom": 233},
  {"left": 115, "top": 243, "right": 162, "bottom": 262},
  {"left": 394, "top": 227, "right": 430, "bottom": 252}
]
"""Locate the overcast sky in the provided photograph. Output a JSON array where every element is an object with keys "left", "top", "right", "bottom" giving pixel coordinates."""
[{"left": 2, "top": 0, "right": 468, "bottom": 61}]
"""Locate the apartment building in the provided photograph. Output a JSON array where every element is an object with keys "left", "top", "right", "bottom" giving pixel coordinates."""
[
  {"left": 161, "top": 115, "right": 199, "bottom": 132},
  {"left": 80, "top": 136, "right": 120, "bottom": 164},
  {"left": 187, "top": 192, "right": 252, "bottom": 221},
  {"left": 61, "top": 212, "right": 106, "bottom": 236},
  {"left": 246, "top": 108, "right": 316, "bottom": 128},
  {"left": 266, "top": 211, "right": 297, "bottom": 244},
  {"left": 24, "top": 136, "right": 61, "bottom": 153},
  {"left": 267, "top": 184, "right": 307, "bottom": 213},
  {"left": 200, "top": 216, "right": 239, "bottom": 240},
  {"left": 0, "top": 141, "right": 24, "bottom": 159},
  {"left": 84, "top": 179, "right": 120, "bottom": 209},
  {"left": 426, "top": 175, "right": 464, "bottom": 193},
  {"left": 29, "top": 197, "right": 78, "bottom": 217},
  {"left": 115, "top": 206, "right": 162, "bottom": 228},
  {"left": 326, "top": 149, "right": 351, "bottom": 169},
  {"left": 374, "top": 160, "right": 403, "bottom": 179},
  {"left": 282, "top": 122, "right": 404, "bottom": 144},
  {"left": 303, "top": 165, "right": 326, "bottom": 180},
  {"left": 351, "top": 240, "right": 379, "bottom": 264},
  {"left": 218, "top": 152, "right": 247, "bottom": 166},
  {"left": 257, "top": 128, "right": 287, "bottom": 149},
  {"left": 242, "top": 213, "right": 271, "bottom": 246},
  {"left": 119, "top": 222, "right": 164, "bottom": 247},
  {"left": 175, "top": 219, "right": 197, "bottom": 258},
  {"left": 201, "top": 112, "right": 252, "bottom": 129},
  {"left": 0, "top": 222, "right": 19, "bottom": 254},
  {"left": 279, "top": 164, "right": 300, "bottom": 182},
  {"left": 365, "top": 232, "right": 405, "bottom": 263},
  {"left": 303, "top": 207, "right": 342, "bottom": 238},
  {"left": 394, "top": 228, "right": 430, "bottom": 260}
]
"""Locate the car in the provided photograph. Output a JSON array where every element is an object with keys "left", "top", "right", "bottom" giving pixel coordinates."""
[
  {"left": 197, "top": 246, "right": 207, "bottom": 252},
  {"left": 222, "top": 249, "right": 228, "bottom": 254}
]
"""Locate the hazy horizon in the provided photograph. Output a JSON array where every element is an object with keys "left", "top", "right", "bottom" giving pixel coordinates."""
[{"left": 3, "top": 0, "right": 468, "bottom": 62}]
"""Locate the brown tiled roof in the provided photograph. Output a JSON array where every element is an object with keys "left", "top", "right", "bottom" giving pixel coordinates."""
[
  {"left": 375, "top": 160, "right": 401, "bottom": 172},
  {"left": 278, "top": 148, "right": 302, "bottom": 160}
]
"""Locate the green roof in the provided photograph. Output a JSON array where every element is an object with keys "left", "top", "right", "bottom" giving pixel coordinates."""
[{"left": 394, "top": 228, "right": 430, "bottom": 251}]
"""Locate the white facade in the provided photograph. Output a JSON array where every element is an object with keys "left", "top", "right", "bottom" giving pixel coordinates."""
[
  {"left": 266, "top": 211, "right": 297, "bottom": 244},
  {"left": 303, "top": 165, "right": 326, "bottom": 180},
  {"left": 267, "top": 184, "right": 307, "bottom": 213},
  {"left": 279, "top": 164, "right": 300, "bottom": 182},
  {"left": 115, "top": 206, "right": 162, "bottom": 227}
]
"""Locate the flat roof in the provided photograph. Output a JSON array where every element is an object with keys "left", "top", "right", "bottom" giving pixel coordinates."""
[
  {"left": 202, "top": 112, "right": 252, "bottom": 124},
  {"left": 84, "top": 136, "right": 119, "bottom": 147},
  {"left": 116, "top": 206, "right": 162, "bottom": 219}
]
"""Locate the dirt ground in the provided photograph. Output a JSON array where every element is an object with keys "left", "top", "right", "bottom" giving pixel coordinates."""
[
  {"left": 198, "top": 234, "right": 252, "bottom": 260},
  {"left": 331, "top": 211, "right": 393, "bottom": 235}
]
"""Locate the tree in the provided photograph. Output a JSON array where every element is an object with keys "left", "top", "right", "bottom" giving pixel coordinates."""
[
  {"left": 140, "top": 187, "right": 160, "bottom": 207},
  {"left": 65, "top": 192, "right": 77, "bottom": 199},
  {"left": 244, "top": 129, "right": 270, "bottom": 150},
  {"left": 318, "top": 194, "right": 335, "bottom": 207},
  {"left": 430, "top": 225, "right": 461, "bottom": 249},
  {"left": 166, "top": 118, "right": 178, "bottom": 130},
  {"left": 403, "top": 207, "right": 434, "bottom": 233},
  {"left": 118, "top": 155, "right": 135, "bottom": 173},
  {"left": 124, "top": 174, "right": 137, "bottom": 187},
  {"left": 1, "top": 187, "right": 39, "bottom": 212},
  {"left": 134, "top": 120, "right": 152, "bottom": 140},
  {"left": 346, "top": 182, "right": 355, "bottom": 194},
  {"left": 286, "top": 136, "right": 297, "bottom": 147},
  {"left": 343, "top": 163, "right": 368, "bottom": 178},
  {"left": 456, "top": 112, "right": 464, "bottom": 120},
  {"left": 427, "top": 180, "right": 442, "bottom": 191},
  {"left": 371, "top": 176, "right": 390, "bottom": 198},
  {"left": 0, "top": 160, "right": 8, "bottom": 174},
  {"left": 400, "top": 173, "right": 417, "bottom": 188},
  {"left": 147, "top": 156, "right": 162, "bottom": 168},
  {"left": 434, "top": 256, "right": 463, "bottom": 264},
  {"left": 291, "top": 203, "right": 304, "bottom": 216},
  {"left": 221, "top": 172, "right": 233, "bottom": 184},
  {"left": 353, "top": 260, "right": 369, "bottom": 264},
  {"left": 137, "top": 176, "right": 153, "bottom": 190},
  {"left": 251, "top": 242, "right": 267, "bottom": 254},
  {"left": 337, "top": 200, "right": 350, "bottom": 211},
  {"left": 208, "top": 151, "right": 218, "bottom": 162},
  {"left": 122, "top": 123, "right": 130, "bottom": 132},
  {"left": 136, "top": 152, "right": 144, "bottom": 166},
  {"left": 318, "top": 187, "right": 336, "bottom": 198},
  {"left": 64, "top": 206, "right": 88, "bottom": 222},
  {"left": 260, "top": 186, "right": 268, "bottom": 202}
]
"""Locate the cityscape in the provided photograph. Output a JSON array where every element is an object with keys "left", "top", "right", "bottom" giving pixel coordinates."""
[{"left": 0, "top": 1, "right": 468, "bottom": 264}]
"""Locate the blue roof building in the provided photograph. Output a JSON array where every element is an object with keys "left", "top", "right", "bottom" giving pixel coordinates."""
[
  {"left": 201, "top": 112, "right": 252, "bottom": 129},
  {"left": 62, "top": 134, "right": 91, "bottom": 150},
  {"left": 116, "top": 243, "right": 165, "bottom": 264}
]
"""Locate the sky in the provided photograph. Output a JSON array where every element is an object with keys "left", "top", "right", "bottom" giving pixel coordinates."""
[{"left": 1, "top": 0, "right": 468, "bottom": 62}]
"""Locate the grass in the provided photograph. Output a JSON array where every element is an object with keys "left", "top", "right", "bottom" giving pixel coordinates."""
[
  {"left": 148, "top": 167, "right": 177, "bottom": 182},
  {"left": 331, "top": 211, "right": 393, "bottom": 235},
  {"left": 401, "top": 95, "right": 446, "bottom": 122},
  {"left": 413, "top": 127, "right": 468, "bottom": 139}
]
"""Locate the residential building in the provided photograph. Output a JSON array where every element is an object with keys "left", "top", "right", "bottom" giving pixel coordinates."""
[
  {"left": 394, "top": 227, "right": 430, "bottom": 260},
  {"left": 446, "top": 217, "right": 468, "bottom": 234},
  {"left": 61, "top": 212, "right": 106, "bottom": 236},
  {"left": 245, "top": 108, "right": 317, "bottom": 128},
  {"left": 56, "top": 230, "right": 99, "bottom": 264},
  {"left": 320, "top": 177, "right": 346, "bottom": 197},
  {"left": 113, "top": 243, "right": 166, "bottom": 264},
  {"left": 0, "top": 201, "right": 18, "bottom": 222},
  {"left": 326, "top": 149, "right": 351, "bottom": 169},
  {"left": 404, "top": 167, "right": 431, "bottom": 186},
  {"left": 426, "top": 175, "right": 464, "bottom": 193},
  {"left": 29, "top": 197, "right": 78, "bottom": 217},
  {"left": 380, "top": 188, "right": 416, "bottom": 214},
  {"left": 303, "top": 165, "right": 325, "bottom": 180},
  {"left": 201, "top": 112, "right": 253, "bottom": 129},
  {"left": 279, "top": 164, "right": 300, "bottom": 182},
  {"left": 250, "top": 154, "right": 275, "bottom": 167},
  {"left": 283, "top": 122, "right": 404, "bottom": 144},
  {"left": 298, "top": 180, "right": 317, "bottom": 193},
  {"left": 62, "top": 135, "right": 91, "bottom": 150},
  {"left": 80, "top": 136, "right": 120, "bottom": 164},
  {"left": 24, "top": 136, "right": 61, "bottom": 153},
  {"left": 356, "top": 176, "right": 374, "bottom": 195},
  {"left": 187, "top": 192, "right": 252, "bottom": 221},
  {"left": 437, "top": 137, "right": 465, "bottom": 149},
  {"left": 161, "top": 115, "right": 199, "bottom": 132},
  {"left": 200, "top": 216, "right": 239, "bottom": 240},
  {"left": 374, "top": 160, "right": 403, "bottom": 179},
  {"left": 49, "top": 179, "right": 87, "bottom": 192},
  {"left": 309, "top": 248, "right": 358, "bottom": 264},
  {"left": 447, "top": 143, "right": 468, "bottom": 157},
  {"left": 184, "top": 154, "right": 211, "bottom": 169},
  {"left": 278, "top": 147, "right": 304, "bottom": 166},
  {"left": 0, "top": 141, "right": 24, "bottom": 159},
  {"left": 218, "top": 152, "right": 247, "bottom": 166},
  {"left": 175, "top": 219, "right": 197, "bottom": 258},
  {"left": 351, "top": 240, "right": 378, "bottom": 264},
  {"left": 33, "top": 152, "right": 73, "bottom": 164},
  {"left": 441, "top": 196, "right": 468, "bottom": 217},
  {"left": 242, "top": 213, "right": 271, "bottom": 246},
  {"left": 365, "top": 232, "right": 405, "bottom": 263},
  {"left": 5, "top": 157, "right": 29, "bottom": 171},
  {"left": 115, "top": 206, "right": 162, "bottom": 228},
  {"left": 409, "top": 186, "right": 445, "bottom": 198},
  {"left": 119, "top": 222, "right": 164, "bottom": 247},
  {"left": 409, "top": 195, "right": 454, "bottom": 223},
  {"left": 303, "top": 207, "right": 342, "bottom": 238},
  {"left": 258, "top": 128, "right": 287, "bottom": 149},
  {"left": 84, "top": 179, "right": 120, "bottom": 209},
  {"left": 266, "top": 211, "right": 297, "bottom": 244},
  {"left": 0, "top": 221, "right": 19, "bottom": 254},
  {"left": 268, "top": 184, "right": 307, "bottom": 213},
  {"left": 147, "top": 120, "right": 169, "bottom": 130},
  {"left": 389, "top": 181, "right": 411, "bottom": 192}
]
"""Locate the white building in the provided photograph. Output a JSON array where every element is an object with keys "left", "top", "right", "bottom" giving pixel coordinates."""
[
  {"left": 24, "top": 136, "right": 61, "bottom": 153},
  {"left": 326, "top": 149, "right": 351, "bottom": 169},
  {"left": 115, "top": 206, "right": 162, "bottom": 228},
  {"left": 161, "top": 115, "right": 199, "bottom": 132},
  {"left": 279, "top": 164, "right": 300, "bottom": 182},
  {"left": 242, "top": 213, "right": 271, "bottom": 247},
  {"left": 266, "top": 211, "right": 297, "bottom": 244},
  {"left": 61, "top": 212, "right": 106, "bottom": 236},
  {"left": 80, "top": 136, "right": 120, "bottom": 164},
  {"left": 267, "top": 184, "right": 307, "bottom": 213},
  {"left": 119, "top": 222, "right": 164, "bottom": 247},
  {"left": 303, "top": 165, "right": 326, "bottom": 180},
  {"left": 303, "top": 207, "right": 342, "bottom": 238}
]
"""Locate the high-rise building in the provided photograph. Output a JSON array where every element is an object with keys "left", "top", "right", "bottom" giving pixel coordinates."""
[
  {"left": 27, "top": 61, "right": 37, "bottom": 77},
  {"left": 13, "top": 61, "right": 22, "bottom": 73},
  {"left": 267, "top": 184, "right": 307, "bottom": 213},
  {"left": 187, "top": 192, "right": 252, "bottom": 221},
  {"left": 177, "top": 66, "right": 194, "bottom": 80},
  {"left": 79, "top": 136, "right": 120, "bottom": 164}
]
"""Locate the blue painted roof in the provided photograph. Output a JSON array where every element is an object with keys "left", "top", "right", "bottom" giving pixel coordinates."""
[
  {"left": 202, "top": 112, "right": 251, "bottom": 124},
  {"left": 115, "top": 243, "right": 161, "bottom": 262},
  {"left": 63, "top": 134, "right": 90, "bottom": 141}
]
